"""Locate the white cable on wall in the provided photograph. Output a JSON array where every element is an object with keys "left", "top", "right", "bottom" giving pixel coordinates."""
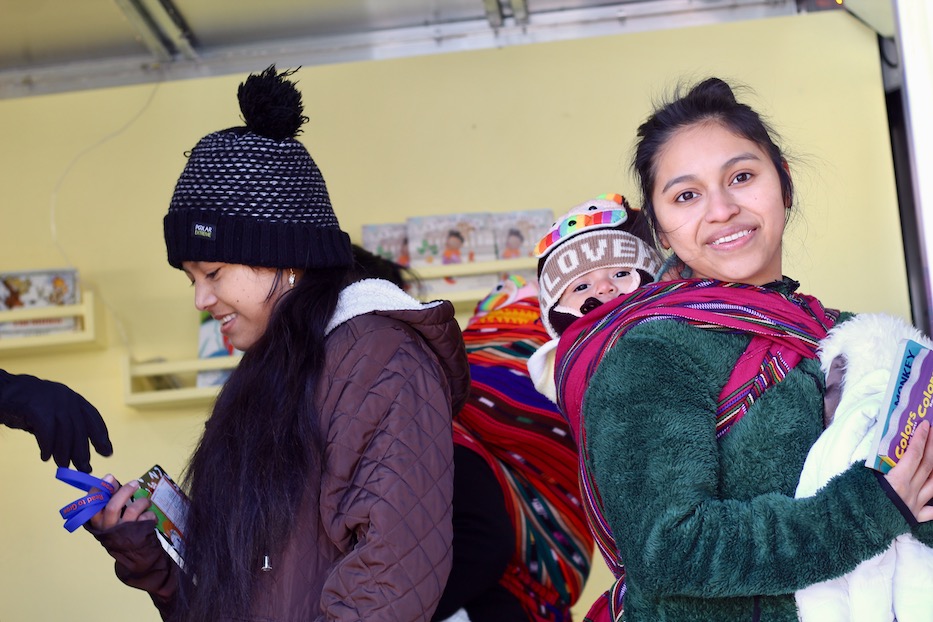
[{"left": 48, "top": 82, "right": 161, "bottom": 348}]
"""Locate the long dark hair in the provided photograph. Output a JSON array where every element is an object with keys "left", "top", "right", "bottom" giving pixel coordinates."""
[
  {"left": 632, "top": 77, "right": 793, "bottom": 242},
  {"left": 176, "top": 266, "right": 351, "bottom": 621}
]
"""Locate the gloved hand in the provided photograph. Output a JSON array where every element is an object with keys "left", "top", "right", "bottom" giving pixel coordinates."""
[{"left": 0, "top": 370, "right": 113, "bottom": 472}]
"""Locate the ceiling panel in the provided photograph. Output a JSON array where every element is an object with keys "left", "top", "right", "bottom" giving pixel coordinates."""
[
  {"left": 0, "top": 0, "right": 146, "bottom": 69},
  {"left": 0, "top": 0, "right": 849, "bottom": 99},
  {"left": 178, "top": 0, "right": 488, "bottom": 47}
]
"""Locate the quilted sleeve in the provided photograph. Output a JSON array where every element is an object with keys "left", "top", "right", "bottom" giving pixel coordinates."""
[
  {"left": 88, "top": 520, "right": 179, "bottom": 620},
  {"left": 318, "top": 316, "right": 455, "bottom": 621}
]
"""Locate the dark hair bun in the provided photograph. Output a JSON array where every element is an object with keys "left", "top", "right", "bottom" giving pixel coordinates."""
[
  {"left": 687, "top": 77, "right": 738, "bottom": 108},
  {"left": 694, "top": 77, "right": 735, "bottom": 96},
  {"left": 237, "top": 65, "right": 307, "bottom": 141}
]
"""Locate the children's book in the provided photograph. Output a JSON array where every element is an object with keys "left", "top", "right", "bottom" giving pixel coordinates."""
[
  {"left": 493, "top": 209, "right": 554, "bottom": 260},
  {"left": 0, "top": 268, "right": 78, "bottom": 337},
  {"left": 196, "top": 310, "right": 243, "bottom": 387},
  {"left": 361, "top": 222, "right": 410, "bottom": 267},
  {"left": 407, "top": 213, "right": 498, "bottom": 299},
  {"left": 865, "top": 339, "right": 933, "bottom": 473},
  {"left": 407, "top": 213, "right": 496, "bottom": 267},
  {"left": 134, "top": 465, "right": 189, "bottom": 571}
]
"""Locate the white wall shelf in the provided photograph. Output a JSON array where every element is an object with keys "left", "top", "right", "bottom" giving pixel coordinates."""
[
  {"left": 414, "top": 256, "right": 536, "bottom": 280},
  {"left": 414, "top": 256, "right": 537, "bottom": 304},
  {"left": 124, "top": 354, "right": 242, "bottom": 409},
  {"left": 123, "top": 257, "right": 537, "bottom": 408},
  {"left": 0, "top": 291, "right": 106, "bottom": 357}
]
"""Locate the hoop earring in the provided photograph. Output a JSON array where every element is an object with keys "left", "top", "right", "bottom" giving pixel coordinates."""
[{"left": 288, "top": 269, "right": 296, "bottom": 289}]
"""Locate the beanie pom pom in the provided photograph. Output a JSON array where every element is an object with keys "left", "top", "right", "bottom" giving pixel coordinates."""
[{"left": 238, "top": 65, "right": 307, "bottom": 141}]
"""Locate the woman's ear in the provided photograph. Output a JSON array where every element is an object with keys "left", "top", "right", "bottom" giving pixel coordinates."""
[
  {"left": 658, "top": 233, "right": 671, "bottom": 250},
  {"left": 781, "top": 158, "right": 793, "bottom": 209}
]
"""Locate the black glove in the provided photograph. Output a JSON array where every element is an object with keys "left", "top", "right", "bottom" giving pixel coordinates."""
[{"left": 0, "top": 370, "right": 113, "bottom": 472}]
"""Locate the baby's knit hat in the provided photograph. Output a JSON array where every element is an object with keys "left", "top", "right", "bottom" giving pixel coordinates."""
[
  {"left": 163, "top": 66, "right": 353, "bottom": 270},
  {"left": 535, "top": 193, "right": 662, "bottom": 338}
]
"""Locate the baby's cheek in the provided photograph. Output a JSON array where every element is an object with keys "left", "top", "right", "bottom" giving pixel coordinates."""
[{"left": 617, "top": 272, "right": 642, "bottom": 294}]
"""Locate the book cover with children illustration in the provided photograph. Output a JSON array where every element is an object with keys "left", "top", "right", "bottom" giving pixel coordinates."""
[
  {"left": 361, "top": 222, "right": 410, "bottom": 267},
  {"left": 866, "top": 338, "right": 933, "bottom": 473},
  {"left": 407, "top": 213, "right": 498, "bottom": 298},
  {"left": 407, "top": 213, "right": 496, "bottom": 266},
  {"left": 493, "top": 208, "right": 554, "bottom": 260}
]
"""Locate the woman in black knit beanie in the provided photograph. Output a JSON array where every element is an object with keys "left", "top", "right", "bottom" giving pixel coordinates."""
[{"left": 86, "top": 66, "right": 469, "bottom": 622}]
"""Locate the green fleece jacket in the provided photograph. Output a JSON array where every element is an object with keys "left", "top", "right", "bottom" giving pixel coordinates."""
[{"left": 583, "top": 316, "right": 931, "bottom": 622}]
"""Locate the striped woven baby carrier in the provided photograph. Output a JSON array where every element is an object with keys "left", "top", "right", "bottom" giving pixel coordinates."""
[{"left": 457, "top": 287, "right": 594, "bottom": 621}]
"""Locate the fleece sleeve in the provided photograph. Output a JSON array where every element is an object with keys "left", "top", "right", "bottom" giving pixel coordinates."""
[
  {"left": 584, "top": 321, "right": 913, "bottom": 600},
  {"left": 913, "top": 515, "right": 933, "bottom": 546},
  {"left": 318, "top": 318, "right": 455, "bottom": 621}
]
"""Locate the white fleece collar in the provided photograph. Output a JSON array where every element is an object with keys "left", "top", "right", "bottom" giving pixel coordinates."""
[{"left": 325, "top": 279, "right": 443, "bottom": 335}]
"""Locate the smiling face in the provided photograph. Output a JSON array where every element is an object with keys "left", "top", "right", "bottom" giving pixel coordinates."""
[
  {"left": 182, "top": 261, "right": 285, "bottom": 351},
  {"left": 650, "top": 121, "right": 788, "bottom": 286},
  {"left": 558, "top": 266, "right": 642, "bottom": 311}
]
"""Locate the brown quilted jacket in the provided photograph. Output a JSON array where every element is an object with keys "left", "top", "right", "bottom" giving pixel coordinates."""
[{"left": 91, "top": 291, "right": 469, "bottom": 622}]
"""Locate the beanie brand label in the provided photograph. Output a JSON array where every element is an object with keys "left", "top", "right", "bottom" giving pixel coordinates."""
[{"left": 192, "top": 223, "right": 216, "bottom": 241}]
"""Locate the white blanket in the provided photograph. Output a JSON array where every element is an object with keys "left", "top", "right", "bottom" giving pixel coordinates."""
[{"left": 795, "top": 313, "right": 933, "bottom": 622}]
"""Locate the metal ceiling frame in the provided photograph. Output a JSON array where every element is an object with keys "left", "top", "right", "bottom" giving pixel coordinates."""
[
  {"left": 483, "top": 0, "right": 529, "bottom": 28},
  {"left": 483, "top": 0, "right": 504, "bottom": 29},
  {"left": 510, "top": 0, "right": 530, "bottom": 26},
  {"left": 0, "top": 0, "right": 797, "bottom": 99},
  {"left": 113, "top": 0, "right": 199, "bottom": 62}
]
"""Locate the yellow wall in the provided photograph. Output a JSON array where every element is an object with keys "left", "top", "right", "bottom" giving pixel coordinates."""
[{"left": 0, "top": 11, "right": 906, "bottom": 621}]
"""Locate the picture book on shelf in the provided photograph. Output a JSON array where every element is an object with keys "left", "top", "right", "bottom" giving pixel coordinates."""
[
  {"left": 407, "top": 212, "right": 496, "bottom": 267},
  {"left": 493, "top": 209, "right": 554, "bottom": 260},
  {"left": 407, "top": 212, "right": 498, "bottom": 299},
  {"left": 0, "top": 268, "right": 79, "bottom": 338},
  {"left": 197, "top": 310, "right": 242, "bottom": 387},
  {"left": 866, "top": 338, "right": 933, "bottom": 473},
  {"left": 356, "top": 209, "right": 550, "bottom": 303},
  {"left": 361, "top": 222, "right": 410, "bottom": 267}
]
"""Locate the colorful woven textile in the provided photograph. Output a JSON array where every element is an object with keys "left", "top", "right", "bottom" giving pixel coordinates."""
[
  {"left": 457, "top": 286, "right": 594, "bottom": 622},
  {"left": 554, "top": 279, "right": 838, "bottom": 621}
]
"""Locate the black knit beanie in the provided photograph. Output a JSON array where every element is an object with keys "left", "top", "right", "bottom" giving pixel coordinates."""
[{"left": 164, "top": 66, "right": 353, "bottom": 270}]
